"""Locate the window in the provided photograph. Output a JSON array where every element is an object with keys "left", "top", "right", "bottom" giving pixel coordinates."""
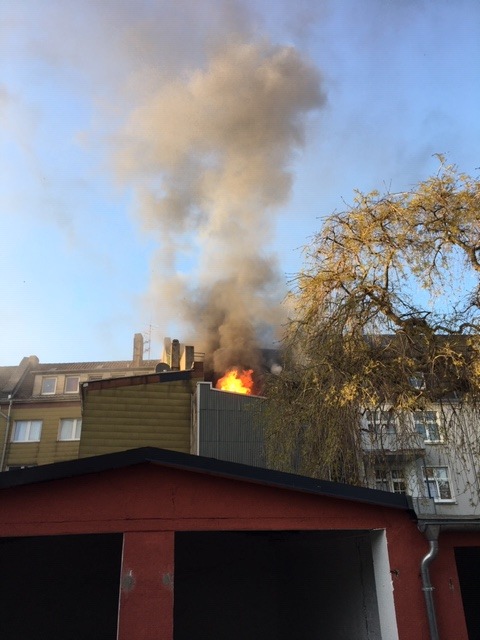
[
  {"left": 41, "top": 377, "right": 57, "bottom": 395},
  {"left": 409, "top": 372, "right": 426, "bottom": 390},
  {"left": 375, "top": 469, "right": 389, "bottom": 491},
  {"left": 64, "top": 376, "right": 80, "bottom": 393},
  {"left": 391, "top": 469, "right": 407, "bottom": 494},
  {"left": 366, "top": 410, "right": 395, "bottom": 433},
  {"left": 375, "top": 468, "right": 406, "bottom": 494},
  {"left": 11, "top": 420, "right": 42, "bottom": 442},
  {"left": 424, "top": 466, "right": 453, "bottom": 501},
  {"left": 414, "top": 411, "right": 441, "bottom": 442},
  {"left": 58, "top": 418, "right": 82, "bottom": 441}
]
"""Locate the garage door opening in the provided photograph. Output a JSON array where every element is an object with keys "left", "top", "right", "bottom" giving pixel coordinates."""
[
  {"left": 455, "top": 546, "right": 480, "bottom": 640},
  {"left": 175, "top": 530, "right": 393, "bottom": 640},
  {"left": 0, "top": 533, "right": 123, "bottom": 640}
]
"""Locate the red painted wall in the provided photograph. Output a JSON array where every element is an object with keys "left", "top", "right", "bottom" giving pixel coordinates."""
[
  {"left": 0, "top": 463, "right": 475, "bottom": 640},
  {"left": 119, "top": 531, "right": 174, "bottom": 640},
  {"left": 428, "top": 531, "right": 477, "bottom": 640}
]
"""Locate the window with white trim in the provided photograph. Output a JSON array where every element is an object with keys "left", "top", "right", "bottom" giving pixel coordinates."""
[
  {"left": 424, "top": 466, "right": 453, "bottom": 502},
  {"left": 11, "top": 420, "right": 42, "bottom": 442},
  {"left": 391, "top": 469, "right": 407, "bottom": 494},
  {"left": 41, "top": 377, "right": 57, "bottom": 395},
  {"left": 366, "top": 410, "right": 396, "bottom": 433},
  {"left": 64, "top": 376, "right": 80, "bottom": 394},
  {"left": 414, "top": 411, "right": 441, "bottom": 442},
  {"left": 58, "top": 418, "right": 82, "bottom": 441},
  {"left": 374, "top": 468, "right": 406, "bottom": 494}
]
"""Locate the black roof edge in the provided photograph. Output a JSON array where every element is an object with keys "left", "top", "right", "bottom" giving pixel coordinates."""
[
  {"left": 0, "top": 447, "right": 415, "bottom": 513},
  {"left": 83, "top": 367, "right": 202, "bottom": 389}
]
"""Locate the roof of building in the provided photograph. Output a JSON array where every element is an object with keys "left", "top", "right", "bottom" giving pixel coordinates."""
[
  {"left": 0, "top": 366, "right": 19, "bottom": 391},
  {"left": 0, "top": 356, "right": 39, "bottom": 398},
  {"left": 82, "top": 363, "right": 204, "bottom": 394},
  {"left": 31, "top": 360, "right": 161, "bottom": 373},
  {"left": 0, "top": 446, "right": 415, "bottom": 513},
  {"left": 0, "top": 357, "right": 178, "bottom": 402}
]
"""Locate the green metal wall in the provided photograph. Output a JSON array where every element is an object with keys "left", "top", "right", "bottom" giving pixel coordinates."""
[{"left": 80, "top": 380, "right": 194, "bottom": 457}]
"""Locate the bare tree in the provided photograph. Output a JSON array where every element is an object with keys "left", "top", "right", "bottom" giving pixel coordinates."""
[{"left": 265, "top": 157, "right": 480, "bottom": 485}]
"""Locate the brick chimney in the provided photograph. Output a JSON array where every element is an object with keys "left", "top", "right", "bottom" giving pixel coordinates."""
[
  {"left": 133, "top": 333, "right": 144, "bottom": 366},
  {"left": 171, "top": 339, "right": 180, "bottom": 371}
]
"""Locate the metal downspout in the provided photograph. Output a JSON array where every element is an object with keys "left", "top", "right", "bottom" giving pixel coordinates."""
[
  {"left": 0, "top": 396, "right": 13, "bottom": 471},
  {"left": 0, "top": 356, "right": 38, "bottom": 471},
  {"left": 420, "top": 525, "right": 440, "bottom": 640}
]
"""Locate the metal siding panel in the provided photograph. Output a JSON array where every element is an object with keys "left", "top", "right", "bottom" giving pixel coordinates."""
[
  {"left": 198, "top": 385, "right": 266, "bottom": 467},
  {"left": 80, "top": 380, "right": 192, "bottom": 457}
]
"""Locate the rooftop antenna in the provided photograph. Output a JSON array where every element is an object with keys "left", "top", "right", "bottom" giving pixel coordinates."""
[
  {"left": 143, "top": 325, "right": 152, "bottom": 360},
  {"left": 143, "top": 323, "right": 161, "bottom": 360}
]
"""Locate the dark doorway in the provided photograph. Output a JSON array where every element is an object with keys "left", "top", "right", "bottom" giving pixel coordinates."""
[
  {"left": 174, "top": 530, "right": 381, "bottom": 640},
  {"left": 0, "top": 533, "right": 123, "bottom": 640},
  {"left": 455, "top": 546, "right": 480, "bottom": 640}
]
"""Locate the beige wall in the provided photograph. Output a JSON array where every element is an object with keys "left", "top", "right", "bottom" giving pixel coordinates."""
[{"left": 3, "top": 402, "right": 81, "bottom": 469}]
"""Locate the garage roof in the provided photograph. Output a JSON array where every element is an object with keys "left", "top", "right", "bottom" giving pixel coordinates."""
[{"left": 0, "top": 446, "right": 415, "bottom": 512}]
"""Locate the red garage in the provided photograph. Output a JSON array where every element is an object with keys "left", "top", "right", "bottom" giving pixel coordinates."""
[{"left": 0, "top": 447, "right": 474, "bottom": 639}]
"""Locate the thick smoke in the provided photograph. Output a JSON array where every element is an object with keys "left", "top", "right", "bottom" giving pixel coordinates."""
[
  {"left": 7, "top": 0, "right": 325, "bottom": 370},
  {"left": 117, "top": 40, "right": 324, "bottom": 371}
]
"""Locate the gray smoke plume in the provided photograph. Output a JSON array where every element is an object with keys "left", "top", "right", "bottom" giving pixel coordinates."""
[
  {"left": 7, "top": 1, "right": 325, "bottom": 370},
  {"left": 117, "top": 39, "right": 324, "bottom": 371}
]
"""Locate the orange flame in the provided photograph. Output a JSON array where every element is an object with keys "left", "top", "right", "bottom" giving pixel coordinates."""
[{"left": 216, "top": 368, "right": 254, "bottom": 395}]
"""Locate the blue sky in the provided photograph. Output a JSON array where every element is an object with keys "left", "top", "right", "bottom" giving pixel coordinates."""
[{"left": 1, "top": 0, "right": 479, "bottom": 366}]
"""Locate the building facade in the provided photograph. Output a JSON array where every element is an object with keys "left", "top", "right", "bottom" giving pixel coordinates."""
[
  {"left": 80, "top": 365, "right": 204, "bottom": 458},
  {"left": 361, "top": 402, "right": 480, "bottom": 521},
  {"left": 0, "top": 335, "right": 196, "bottom": 471},
  {"left": 3, "top": 336, "right": 480, "bottom": 530}
]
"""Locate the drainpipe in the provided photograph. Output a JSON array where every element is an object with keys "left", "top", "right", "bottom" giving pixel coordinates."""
[
  {"left": 0, "top": 355, "right": 39, "bottom": 471},
  {"left": 420, "top": 525, "right": 440, "bottom": 640},
  {"left": 0, "top": 395, "right": 13, "bottom": 472}
]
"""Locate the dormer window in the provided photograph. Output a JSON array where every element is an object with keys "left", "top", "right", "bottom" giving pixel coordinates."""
[
  {"left": 41, "top": 377, "right": 57, "bottom": 395},
  {"left": 64, "top": 376, "right": 80, "bottom": 394}
]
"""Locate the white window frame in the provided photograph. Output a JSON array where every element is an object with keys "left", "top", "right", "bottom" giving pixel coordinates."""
[
  {"left": 374, "top": 469, "right": 389, "bottom": 492},
  {"left": 41, "top": 376, "right": 57, "bottom": 395},
  {"left": 11, "top": 420, "right": 43, "bottom": 442},
  {"left": 374, "top": 468, "right": 407, "bottom": 494},
  {"left": 414, "top": 410, "right": 442, "bottom": 443},
  {"left": 366, "top": 410, "right": 396, "bottom": 434},
  {"left": 64, "top": 376, "right": 80, "bottom": 394},
  {"left": 390, "top": 469, "right": 407, "bottom": 494},
  {"left": 424, "top": 466, "right": 454, "bottom": 502},
  {"left": 58, "top": 418, "right": 82, "bottom": 441}
]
